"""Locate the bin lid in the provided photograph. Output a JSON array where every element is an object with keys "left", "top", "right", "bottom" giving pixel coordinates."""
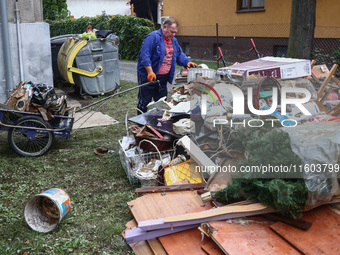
[{"left": 51, "top": 34, "right": 80, "bottom": 45}]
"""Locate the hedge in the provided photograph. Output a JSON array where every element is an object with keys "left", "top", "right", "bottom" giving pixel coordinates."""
[{"left": 49, "top": 15, "right": 155, "bottom": 60}]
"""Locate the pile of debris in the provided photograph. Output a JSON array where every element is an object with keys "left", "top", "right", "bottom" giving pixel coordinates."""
[
  {"left": 4, "top": 81, "right": 68, "bottom": 120},
  {"left": 118, "top": 57, "right": 340, "bottom": 254}
]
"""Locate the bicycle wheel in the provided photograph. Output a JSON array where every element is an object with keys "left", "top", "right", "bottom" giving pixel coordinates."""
[{"left": 8, "top": 116, "right": 55, "bottom": 157}]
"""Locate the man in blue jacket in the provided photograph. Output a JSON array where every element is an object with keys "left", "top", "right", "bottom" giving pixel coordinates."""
[{"left": 137, "top": 18, "right": 197, "bottom": 113}]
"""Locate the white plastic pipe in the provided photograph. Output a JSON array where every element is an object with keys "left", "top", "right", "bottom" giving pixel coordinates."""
[{"left": 15, "top": 0, "right": 24, "bottom": 81}]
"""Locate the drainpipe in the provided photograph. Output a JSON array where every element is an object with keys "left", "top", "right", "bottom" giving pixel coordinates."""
[
  {"left": 1, "top": 0, "right": 14, "bottom": 97},
  {"left": 15, "top": 0, "right": 24, "bottom": 81},
  {"left": 157, "top": 0, "right": 163, "bottom": 25}
]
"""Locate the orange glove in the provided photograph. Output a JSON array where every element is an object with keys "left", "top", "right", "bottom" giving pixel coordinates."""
[
  {"left": 187, "top": 62, "right": 198, "bottom": 68},
  {"left": 147, "top": 71, "right": 156, "bottom": 82}
]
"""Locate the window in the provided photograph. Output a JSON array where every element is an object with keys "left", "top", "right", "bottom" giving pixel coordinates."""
[
  {"left": 237, "top": 0, "right": 265, "bottom": 12},
  {"left": 182, "top": 42, "right": 190, "bottom": 55},
  {"left": 273, "top": 45, "right": 288, "bottom": 57}
]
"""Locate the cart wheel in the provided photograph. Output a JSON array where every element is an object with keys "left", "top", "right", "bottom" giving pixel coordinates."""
[{"left": 8, "top": 116, "right": 55, "bottom": 157}]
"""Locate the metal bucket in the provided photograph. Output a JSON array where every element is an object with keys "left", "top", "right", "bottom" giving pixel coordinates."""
[{"left": 24, "top": 188, "right": 71, "bottom": 233}]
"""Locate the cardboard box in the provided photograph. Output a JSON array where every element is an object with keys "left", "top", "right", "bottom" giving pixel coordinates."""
[{"left": 218, "top": 57, "right": 311, "bottom": 80}]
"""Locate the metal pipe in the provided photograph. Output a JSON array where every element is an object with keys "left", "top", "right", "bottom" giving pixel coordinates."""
[
  {"left": 15, "top": 0, "right": 24, "bottom": 81},
  {"left": 1, "top": 0, "right": 14, "bottom": 97},
  {"left": 75, "top": 80, "right": 159, "bottom": 113}
]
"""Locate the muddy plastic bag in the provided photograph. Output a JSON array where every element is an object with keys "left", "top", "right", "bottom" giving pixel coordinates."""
[{"left": 282, "top": 121, "right": 340, "bottom": 210}]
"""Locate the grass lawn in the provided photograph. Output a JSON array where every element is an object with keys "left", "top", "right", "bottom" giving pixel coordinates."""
[{"left": 0, "top": 80, "right": 141, "bottom": 254}]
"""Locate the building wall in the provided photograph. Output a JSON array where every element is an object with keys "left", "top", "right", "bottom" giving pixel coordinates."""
[
  {"left": 67, "top": 0, "right": 131, "bottom": 18},
  {"left": 2, "top": 0, "right": 43, "bottom": 22},
  {"left": 162, "top": 0, "right": 340, "bottom": 62},
  {"left": 0, "top": 0, "right": 52, "bottom": 103},
  {"left": 316, "top": 0, "right": 340, "bottom": 27},
  {"left": 163, "top": 0, "right": 291, "bottom": 37},
  {"left": 163, "top": 0, "right": 340, "bottom": 38}
]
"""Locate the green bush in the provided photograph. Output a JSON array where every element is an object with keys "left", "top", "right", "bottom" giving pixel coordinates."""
[
  {"left": 49, "top": 15, "right": 155, "bottom": 60},
  {"left": 333, "top": 46, "right": 340, "bottom": 67},
  {"left": 43, "top": 0, "right": 68, "bottom": 21}
]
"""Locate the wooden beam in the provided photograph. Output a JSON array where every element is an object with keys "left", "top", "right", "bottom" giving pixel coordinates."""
[
  {"left": 261, "top": 213, "right": 312, "bottom": 230},
  {"left": 320, "top": 87, "right": 334, "bottom": 103},
  {"left": 134, "top": 183, "right": 206, "bottom": 194},
  {"left": 332, "top": 75, "right": 340, "bottom": 87},
  {"left": 327, "top": 103, "right": 340, "bottom": 116},
  {"left": 125, "top": 224, "right": 200, "bottom": 244},
  {"left": 310, "top": 59, "right": 316, "bottom": 68},
  {"left": 122, "top": 220, "right": 154, "bottom": 254},
  {"left": 138, "top": 203, "right": 274, "bottom": 231},
  {"left": 165, "top": 202, "right": 270, "bottom": 222}
]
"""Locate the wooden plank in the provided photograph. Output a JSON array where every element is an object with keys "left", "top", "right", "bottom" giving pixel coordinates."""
[
  {"left": 309, "top": 60, "right": 322, "bottom": 86},
  {"left": 310, "top": 59, "right": 316, "bottom": 69},
  {"left": 270, "top": 205, "right": 340, "bottom": 254},
  {"left": 327, "top": 102, "right": 340, "bottom": 116},
  {"left": 332, "top": 75, "right": 340, "bottom": 87},
  {"left": 125, "top": 224, "right": 200, "bottom": 244},
  {"left": 165, "top": 203, "right": 271, "bottom": 223},
  {"left": 134, "top": 183, "right": 206, "bottom": 194},
  {"left": 159, "top": 228, "right": 224, "bottom": 255},
  {"left": 158, "top": 202, "right": 218, "bottom": 255},
  {"left": 139, "top": 203, "right": 274, "bottom": 231},
  {"left": 312, "top": 64, "right": 329, "bottom": 78},
  {"left": 123, "top": 220, "right": 154, "bottom": 255},
  {"left": 147, "top": 239, "right": 167, "bottom": 255},
  {"left": 203, "top": 218, "right": 300, "bottom": 255},
  {"left": 127, "top": 190, "right": 206, "bottom": 223},
  {"left": 126, "top": 201, "right": 214, "bottom": 244},
  {"left": 201, "top": 240, "right": 225, "bottom": 255}
]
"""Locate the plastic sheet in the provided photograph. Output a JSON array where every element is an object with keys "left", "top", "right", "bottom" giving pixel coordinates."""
[{"left": 282, "top": 121, "right": 340, "bottom": 210}]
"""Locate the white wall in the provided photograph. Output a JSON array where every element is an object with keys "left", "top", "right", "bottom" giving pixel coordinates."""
[
  {"left": 0, "top": 23, "right": 53, "bottom": 103},
  {"left": 67, "top": 0, "right": 130, "bottom": 18}
]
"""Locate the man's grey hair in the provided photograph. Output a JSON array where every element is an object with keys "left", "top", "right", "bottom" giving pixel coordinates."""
[{"left": 163, "top": 18, "right": 178, "bottom": 27}]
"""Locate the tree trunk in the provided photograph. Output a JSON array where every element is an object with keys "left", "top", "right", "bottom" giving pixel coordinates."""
[{"left": 287, "top": 0, "right": 316, "bottom": 59}]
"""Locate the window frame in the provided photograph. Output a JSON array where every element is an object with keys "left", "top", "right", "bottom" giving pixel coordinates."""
[{"left": 236, "top": 0, "right": 265, "bottom": 13}]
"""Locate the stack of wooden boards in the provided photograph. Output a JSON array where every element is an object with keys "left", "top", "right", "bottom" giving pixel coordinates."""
[{"left": 122, "top": 188, "right": 340, "bottom": 254}]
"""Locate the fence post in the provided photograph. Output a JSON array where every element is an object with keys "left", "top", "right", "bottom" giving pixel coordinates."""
[{"left": 216, "top": 23, "right": 219, "bottom": 68}]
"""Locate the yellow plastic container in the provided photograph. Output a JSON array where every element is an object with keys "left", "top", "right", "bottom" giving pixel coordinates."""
[{"left": 164, "top": 160, "right": 204, "bottom": 186}]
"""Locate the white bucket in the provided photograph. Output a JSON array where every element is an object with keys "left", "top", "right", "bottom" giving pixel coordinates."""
[{"left": 24, "top": 188, "right": 71, "bottom": 233}]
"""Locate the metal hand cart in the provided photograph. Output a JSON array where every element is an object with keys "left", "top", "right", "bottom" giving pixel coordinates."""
[
  {"left": 0, "top": 80, "right": 155, "bottom": 157},
  {"left": 0, "top": 104, "right": 74, "bottom": 157}
]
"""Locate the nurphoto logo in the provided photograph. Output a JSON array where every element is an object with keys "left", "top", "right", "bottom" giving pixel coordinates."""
[{"left": 199, "top": 83, "right": 312, "bottom": 128}]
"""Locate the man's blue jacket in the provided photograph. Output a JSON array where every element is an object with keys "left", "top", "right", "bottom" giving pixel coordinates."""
[{"left": 137, "top": 28, "right": 191, "bottom": 83}]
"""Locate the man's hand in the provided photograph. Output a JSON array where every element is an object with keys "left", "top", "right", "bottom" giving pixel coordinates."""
[
  {"left": 187, "top": 62, "right": 198, "bottom": 68},
  {"left": 147, "top": 71, "right": 156, "bottom": 82}
]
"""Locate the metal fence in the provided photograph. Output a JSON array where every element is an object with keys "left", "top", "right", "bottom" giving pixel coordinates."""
[{"left": 177, "top": 23, "right": 340, "bottom": 74}]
